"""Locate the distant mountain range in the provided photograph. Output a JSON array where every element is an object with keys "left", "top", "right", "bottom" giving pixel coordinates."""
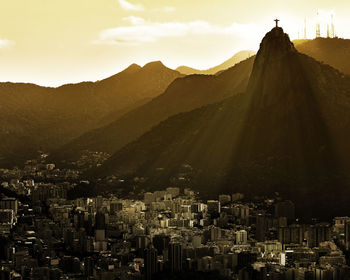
[
  {"left": 176, "top": 50, "right": 255, "bottom": 75},
  {"left": 50, "top": 57, "right": 254, "bottom": 164},
  {"left": 59, "top": 37, "right": 350, "bottom": 165},
  {"left": 0, "top": 62, "right": 182, "bottom": 167},
  {"left": 89, "top": 28, "right": 350, "bottom": 218}
]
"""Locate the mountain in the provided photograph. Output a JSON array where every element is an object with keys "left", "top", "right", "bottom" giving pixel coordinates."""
[
  {"left": 51, "top": 56, "right": 254, "bottom": 165},
  {"left": 176, "top": 50, "right": 255, "bottom": 75},
  {"left": 295, "top": 37, "right": 350, "bottom": 75},
  {"left": 91, "top": 27, "right": 350, "bottom": 218},
  {"left": 0, "top": 62, "right": 182, "bottom": 167}
]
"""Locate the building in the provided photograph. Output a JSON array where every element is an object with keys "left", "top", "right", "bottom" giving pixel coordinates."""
[
  {"left": 236, "top": 230, "right": 248, "bottom": 245},
  {"left": 153, "top": 234, "right": 170, "bottom": 256},
  {"left": 345, "top": 222, "right": 350, "bottom": 250},
  {"left": 219, "top": 195, "right": 231, "bottom": 205},
  {"left": 307, "top": 223, "right": 331, "bottom": 248},
  {"left": 256, "top": 214, "right": 266, "bottom": 242},
  {"left": 207, "top": 200, "right": 221, "bottom": 216},
  {"left": 168, "top": 242, "right": 182, "bottom": 272},
  {"left": 0, "top": 197, "right": 18, "bottom": 214},
  {"left": 144, "top": 246, "right": 158, "bottom": 280}
]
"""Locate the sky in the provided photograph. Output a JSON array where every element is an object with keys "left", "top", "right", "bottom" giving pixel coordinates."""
[{"left": 0, "top": 0, "right": 350, "bottom": 86}]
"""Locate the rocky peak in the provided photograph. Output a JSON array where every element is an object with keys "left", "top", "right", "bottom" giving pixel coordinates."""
[
  {"left": 257, "top": 27, "right": 296, "bottom": 61},
  {"left": 247, "top": 27, "right": 301, "bottom": 104}
]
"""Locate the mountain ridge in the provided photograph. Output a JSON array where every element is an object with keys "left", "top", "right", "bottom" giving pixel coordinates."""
[
  {"left": 51, "top": 56, "right": 255, "bottom": 164},
  {"left": 0, "top": 61, "right": 183, "bottom": 167},
  {"left": 176, "top": 50, "right": 256, "bottom": 75},
  {"left": 89, "top": 27, "right": 350, "bottom": 217},
  {"left": 295, "top": 37, "right": 350, "bottom": 75}
]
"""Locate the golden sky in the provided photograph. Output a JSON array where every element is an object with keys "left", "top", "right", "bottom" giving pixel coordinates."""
[{"left": 0, "top": 0, "right": 349, "bottom": 86}]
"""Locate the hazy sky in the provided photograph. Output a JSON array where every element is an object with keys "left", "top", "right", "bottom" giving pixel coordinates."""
[{"left": 0, "top": 0, "right": 349, "bottom": 86}]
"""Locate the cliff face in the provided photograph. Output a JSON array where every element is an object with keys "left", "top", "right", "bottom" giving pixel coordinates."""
[
  {"left": 234, "top": 28, "right": 337, "bottom": 168},
  {"left": 247, "top": 27, "right": 298, "bottom": 105}
]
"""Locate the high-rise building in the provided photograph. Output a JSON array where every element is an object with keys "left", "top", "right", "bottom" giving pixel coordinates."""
[
  {"left": 334, "top": 216, "right": 350, "bottom": 234},
  {"left": 153, "top": 235, "right": 170, "bottom": 256},
  {"left": 210, "top": 227, "right": 222, "bottom": 241},
  {"left": 278, "top": 226, "right": 291, "bottom": 245},
  {"left": 136, "top": 235, "right": 150, "bottom": 251},
  {"left": 168, "top": 243, "right": 182, "bottom": 272},
  {"left": 307, "top": 223, "right": 331, "bottom": 248},
  {"left": 95, "top": 211, "right": 106, "bottom": 230},
  {"left": 95, "top": 196, "right": 103, "bottom": 209},
  {"left": 0, "top": 197, "right": 18, "bottom": 214},
  {"left": 236, "top": 230, "right": 248, "bottom": 245},
  {"left": 144, "top": 246, "right": 158, "bottom": 280},
  {"left": 278, "top": 224, "right": 307, "bottom": 245},
  {"left": 240, "top": 205, "right": 250, "bottom": 220},
  {"left": 256, "top": 214, "right": 266, "bottom": 242},
  {"left": 84, "top": 257, "right": 94, "bottom": 277},
  {"left": 110, "top": 202, "right": 123, "bottom": 215},
  {"left": 74, "top": 211, "right": 85, "bottom": 229},
  {"left": 207, "top": 200, "right": 221, "bottom": 216},
  {"left": 345, "top": 222, "right": 350, "bottom": 250}
]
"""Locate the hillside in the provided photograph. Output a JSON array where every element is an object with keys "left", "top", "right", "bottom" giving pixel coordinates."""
[
  {"left": 0, "top": 62, "right": 182, "bottom": 167},
  {"left": 91, "top": 27, "right": 350, "bottom": 218},
  {"left": 295, "top": 37, "right": 350, "bottom": 75},
  {"left": 51, "top": 57, "right": 254, "bottom": 164}
]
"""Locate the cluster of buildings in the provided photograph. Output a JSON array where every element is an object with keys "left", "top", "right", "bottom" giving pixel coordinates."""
[
  {"left": 0, "top": 150, "right": 109, "bottom": 183},
  {"left": 0, "top": 161, "right": 79, "bottom": 182},
  {"left": 1, "top": 173, "right": 350, "bottom": 280}
]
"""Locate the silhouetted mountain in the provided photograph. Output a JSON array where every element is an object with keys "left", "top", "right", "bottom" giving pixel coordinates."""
[
  {"left": 122, "top": 63, "right": 142, "bottom": 74},
  {"left": 176, "top": 51, "right": 255, "bottom": 75},
  {"left": 52, "top": 57, "right": 254, "bottom": 164},
  {"left": 295, "top": 37, "right": 350, "bottom": 75},
  {"left": 92, "top": 27, "right": 350, "bottom": 218},
  {"left": 0, "top": 62, "right": 182, "bottom": 167}
]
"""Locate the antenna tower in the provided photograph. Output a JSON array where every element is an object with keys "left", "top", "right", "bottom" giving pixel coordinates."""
[
  {"left": 316, "top": 11, "right": 321, "bottom": 38},
  {"left": 327, "top": 24, "right": 330, "bottom": 38}
]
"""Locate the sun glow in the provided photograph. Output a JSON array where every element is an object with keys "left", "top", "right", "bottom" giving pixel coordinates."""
[{"left": 0, "top": 0, "right": 349, "bottom": 86}]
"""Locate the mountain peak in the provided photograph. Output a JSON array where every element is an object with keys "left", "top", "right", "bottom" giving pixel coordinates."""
[
  {"left": 257, "top": 27, "right": 296, "bottom": 60},
  {"left": 142, "top": 61, "right": 167, "bottom": 71},
  {"left": 122, "top": 63, "right": 142, "bottom": 74},
  {"left": 247, "top": 27, "right": 299, "bottom": 100}
]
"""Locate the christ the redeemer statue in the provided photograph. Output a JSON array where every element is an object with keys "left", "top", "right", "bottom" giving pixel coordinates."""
[{"left": 274, "top": 19, "right": 280, "bottom": 28}]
